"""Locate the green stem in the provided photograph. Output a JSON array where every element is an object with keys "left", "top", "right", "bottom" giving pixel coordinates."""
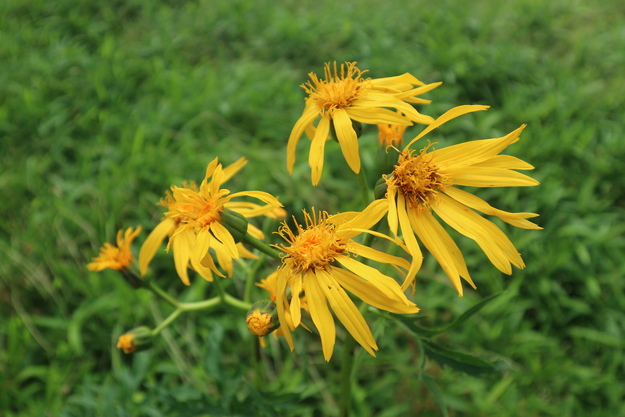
[
  {"left": 357, "top": 162, "right": 371, "bottom": 207},
  {"left": 146, "top": 280, "right": 180, "bottom": 308},
  {"left": 243, "top": 233, "right": 282, "bottom": 260},
  {"left": 339, "top": 333, "right": 357, "bottom": 417},
  {"left": 339, "top": 302, "right": 370, "bottom": 417},
  {"left": 151, "top": 308, "right": 182, "bottom": 336}
]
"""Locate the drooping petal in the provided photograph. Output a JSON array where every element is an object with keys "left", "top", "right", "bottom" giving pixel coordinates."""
[
  {"left": 397, "top": 195, "right": 423, "bottom": 287},
  {"left": 139, "top": 218, "right": 176, "bottom": 276},
  {"left": 444, "top": 187, "right": 542, "bottom": 229},
  {"left": 309, "top": 115, "right": 330, "bottom": 185},
  {"left": 332, "top": 108, "right": 361, "bottom": 174},
  {"left": 287, "top": 99, "right": 320, "bottom": 173},
  {"left": 209, "top": 221, "right": 238, "bottom": 259},
  {"left": 275, "top": 268, "right": 294, "bottom": 350},
  {"left": 172, "top": 228, "right": 195, "bottom": 285},
  {"left": 305, "top": 271, "right": 336, "bottom": 361},
  {"left": 332, "top": 268, "right": 418, "bottom": 314},
  {"left": 408, "top": 210, "right": 474, "bottom": 295},
  {"left": 316, "top": 269, "right": 377, "bottom": 357},
  {"left": 433, "top": 194, "right": 525, "bottom": 275}
]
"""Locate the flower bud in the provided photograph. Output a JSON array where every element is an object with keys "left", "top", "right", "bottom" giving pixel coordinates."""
[
  {"left": 246, "top": 300, "right": 280, "bottom": 336},
  {"left": 374, "top": 177, "right": 389, "bottom": 200},
  {"left": 220, "top": 209, "right": 249, "bottom": 243},
  {"left": 116, "top": 326, "right": 153, "bottom": 354}
]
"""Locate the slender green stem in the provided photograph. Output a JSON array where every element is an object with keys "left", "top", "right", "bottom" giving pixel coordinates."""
[
  {"left": 151, "top": 308, "right": 182, "bottom": 336},
  {"left": 339, "top": 333, "right": 357, "bottom": 417},
  {"left": 243, "top": 233, "right": 282, "bottom": 260},
  {"left": 146, "top": 280, "right": 180, "bottom": 308},
  {"left": 357, "top": 163, "right": 371, "bottom": 207}
]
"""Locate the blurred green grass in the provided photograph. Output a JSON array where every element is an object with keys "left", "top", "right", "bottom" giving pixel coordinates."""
[{"left": 1, "top": 0, "right": 624, "bottom": 415}]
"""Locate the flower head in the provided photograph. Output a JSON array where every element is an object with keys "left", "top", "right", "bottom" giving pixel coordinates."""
[
  {"left": 87, "top": 226, "right": 142, "bottom": 272},
  {"left": 383, "top": 105, "right": 542, "bottom": 295},
  {"left": 117, "top": 326, "right": 153, "bottom": 354},
  {"left": 287, "top": 61, "right": 441, "bottom": 185},
  {"left": 273, "top": 202, "right": 419, "bottom": 361},
  {"left": 139, "top": 157, "right": 283, "bottom": 285},
  {"left": 378, "top": 122, "right": 409, "bottom": 147}
]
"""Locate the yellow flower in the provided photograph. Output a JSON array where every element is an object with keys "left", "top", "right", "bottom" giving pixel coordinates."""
[
  {"left": 383, "top": 105, "right": 542, "bottom": 296},
  {"left": 378, "top": 122, "right": 408, "bottom": 147},
  {"left": 287, "top": 61, "right": 441, "bottom": 185},
  {"left": 87, "top": 226, "right": 142, "bottom": 272},
  {"left": 116, "top": 326, "right": 153, "bottom": 354},
  {"left": 139, "top": 157, "right": 283, "bottom": 285},
  {"left": 273, "top": 202, "right": 419, "bottom": 361}
]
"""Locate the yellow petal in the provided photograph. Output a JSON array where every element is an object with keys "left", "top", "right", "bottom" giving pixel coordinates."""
[
  {"left": 287, "top": 100, "right": 320, "bottom": 173},
  {"left": 332, "top": 108, "right": 360, "bottom": 174},
  {"left": 222, "top": 157, "right": 248, "bottom": 182},
  {"left": 397, "top": 195, "right": 423, "bottom": 288},
  {"left": 209, "top": 221, "right": 238, "bottom": 259},
  {"left": 290, "top": 272, "right": 304, "bottom": 327},
  {"left": 448, "top": 166, "right": 540, "bottom": 188},
  {"left": 404, "top": 105, "right": 490, "bottom": 150},
  {"left": 474, "top": 155, "right": 535, "bottom": 170},
  {"left": 346, "top": 107, "right": 414, "bottom": 125},
  {"left": 432, "top": 125, "right": 525, "bottom": 167},
  {"left": 304, "top": 271, "right": 336, "bottom": 361},
  {"left": 433, "top": 194, "right": 525, "bottom": 275},
  {"left": 332, "top": 268, "right": 418, "bottom": 314},
  {"left": 316, "top": 269, "right": 377, "bottom": 357},
  {"left": 309, "top": 115, "right": 330, "bottom": 185},
  {"left": 275, "top": 268, "right": 294, "bottom": 350},
  {"left": 408, "top": 210, "right": 474, "bottom": 295},
  {"left": 336, "top": 256, "right": 409, "bottom": 302},
  {"left": 172, "top": 228, "right": 194, "bottom": 285},
  {"left": 139, "top": 219, "right": 175, "bottom": 276},
  {"left": 348, "top": 241, "right": 411, "bottom": 271},
  {"left": 444, "top": 187, "right": 542, "bottom": 230}
]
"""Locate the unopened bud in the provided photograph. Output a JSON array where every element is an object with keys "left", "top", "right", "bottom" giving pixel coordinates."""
[
  {"left": 116, "top": 326, "right": 153, "bottom": 354},
  {"left": 220, "top": 209, "right": 249, "bottom": 243},
  {"left": 246, "top": 300, "right": 279, "bottom": 336},
  {"left": 374, "top": 177, "right": 389, "bottom": 200}
]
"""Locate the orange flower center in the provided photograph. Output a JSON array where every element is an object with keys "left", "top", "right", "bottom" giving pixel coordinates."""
[
  {"left": 387, "top": 146, "right": 450, "bottom": 212},
  {"left": 302, "top": 62, "right": 370, "bottom": 114},
  {"left": 161, "top": 183, "right": 225, "bottom": 230},
  {"left": 277, "top": 211, "right": 348, "bottom": 274}
]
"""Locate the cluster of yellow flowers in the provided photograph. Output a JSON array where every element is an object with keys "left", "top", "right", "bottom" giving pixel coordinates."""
[{"left": 88, "top": 61, "right": 540, "bottom": 361}]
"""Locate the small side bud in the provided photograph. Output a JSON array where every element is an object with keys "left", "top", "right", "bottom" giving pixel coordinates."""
[
  {"left": 220, "top": 209, "right": 249, "bottom": 243},
  {"left": 246, "top": 300, "right": 280, "bottom": 336},
  {"left": 374, "top": 177, "right": 389, "bottom": 200},
  {"left": 117, "top": 326, "right": 153, "bottom": 354}
]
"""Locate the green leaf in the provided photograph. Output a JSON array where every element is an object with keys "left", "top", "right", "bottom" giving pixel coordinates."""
[
  {"left": 422, "top": 340, "right": 508, "bottom": 377},
  {"left": 392, "top": 294, "right": 502, "bottom": 338},
  {"left": 419, "top": 372, "right": 449, "bottom": 417}
]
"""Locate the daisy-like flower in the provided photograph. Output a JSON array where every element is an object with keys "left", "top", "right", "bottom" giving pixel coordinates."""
[
  {"left": 383, "top": 105, "right": 542, "bottom": 296},
  {"left": 273, "top": 201, "right": 419, "bottom": 361},
  {"left": 139, "top": 157, "right": 283, "bottom": 285},
  {"left": 87, "top": 226, "right": 142, "bottom": 272},
  {"left": 378, "top": 122, "right": 409, "bottom": 147},
  {"left": 287, "top": 61, "right": 441, "bottom": 185}
]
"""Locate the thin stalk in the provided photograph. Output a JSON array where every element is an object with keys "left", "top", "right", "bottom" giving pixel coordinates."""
[
  {"left": 151, "top": 308, "right": 182, "bottom": 336},
  {"left": 146, "top": 280, "right": 180, "bottom": 308},
  {"left": 243, "top": 234, "right": 282, "bottom": 260},
  {"left": 357, "top": 163, "right": 371, "bottom": 207},
  {"left": 339, "top": 333, "right": 357, "bottom": 417}
]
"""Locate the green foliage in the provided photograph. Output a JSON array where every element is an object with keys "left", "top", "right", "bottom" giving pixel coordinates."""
[{"left": 2, "top": 0, "right": 624, "bottom": 416}]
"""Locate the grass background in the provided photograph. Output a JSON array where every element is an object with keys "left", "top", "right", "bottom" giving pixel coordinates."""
[{"left": 1, "top": 0, "right": 624, "bottom": 415}]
